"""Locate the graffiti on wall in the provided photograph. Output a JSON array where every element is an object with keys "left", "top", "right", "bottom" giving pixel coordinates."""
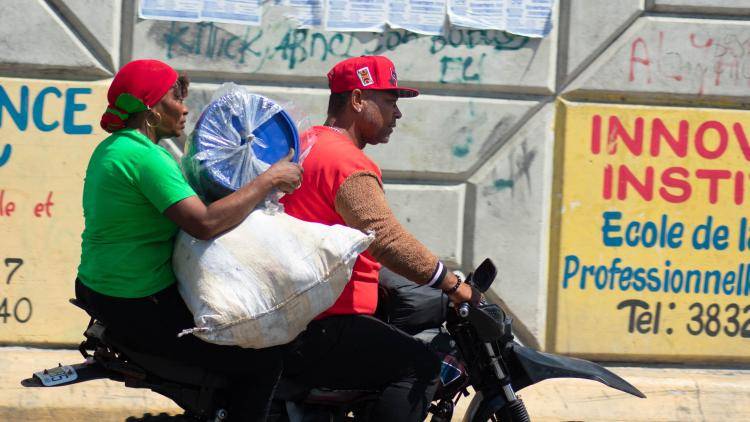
[
  {"left": 0, "top": 78, "right": 104, "bottom": 344},
  {"left": 629, "top": 30, "right": 750, "bottom": 95},
  {"left": 155, "top": 21, "right": 530, "bottom": 84},
  {"left": 481, "top": 140, "right": 537, "bottom": 196},
  {"left": 552, "top": 101, "right": 750, "bottom": 362}
]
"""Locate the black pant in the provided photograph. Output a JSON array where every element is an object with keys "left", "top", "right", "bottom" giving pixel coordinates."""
[
  {"left": 284, "top": 314, "right": 441, "bottom": 422},
  {"left": 75, "top": 280, "right": 283, "bottom": 422}
]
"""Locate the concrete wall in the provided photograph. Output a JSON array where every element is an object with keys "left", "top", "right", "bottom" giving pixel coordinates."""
[{"left": 1, "top": 0, "right": 749, "bottom": 362}]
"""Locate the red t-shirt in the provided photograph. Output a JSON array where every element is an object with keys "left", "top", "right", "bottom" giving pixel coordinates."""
[{"left": 280, "top": 126, "right": 383, "bottom": 318}]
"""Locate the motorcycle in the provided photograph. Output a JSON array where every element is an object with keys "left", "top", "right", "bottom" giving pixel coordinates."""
[
  {"left": 21, "top": 259, "right": 645, "bottom": 421},
  {"left": 269, "top": 259, "right": 645, "bottom": 421}
]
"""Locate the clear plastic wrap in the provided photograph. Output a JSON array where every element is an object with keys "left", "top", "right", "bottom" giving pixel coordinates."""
[{"left": 182, "top": 83, "right": 304, "bottom": 206}]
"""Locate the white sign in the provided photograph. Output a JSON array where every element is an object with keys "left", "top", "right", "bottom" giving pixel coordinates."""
[
  {"left": 388, "top": 0, "right": 447, "bottom": 36},
  {"left": 140, "top": 0, "right": 554, "bottom": 37},
  {"left": 448, "top": 0, "right": 552, "bottom": 37},
  {"left": 280, "top": 0, "right": 324, "bottom": 28},
  {"left": 201, "top": 0, "right": 262, "bottom": 25},
  {"left": 325, "top": 0, "right": 388, "bottom": 32},
  {"left": 140, "top": 0, "right": 262, "bottom": 25}
]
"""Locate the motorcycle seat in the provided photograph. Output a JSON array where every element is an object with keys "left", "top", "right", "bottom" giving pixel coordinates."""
[
  {"left": 114, "top": 341, "right": 229, "bottom": 389},
  {"left": 69, "top": 299, "right": 228, "bottom": 390}
]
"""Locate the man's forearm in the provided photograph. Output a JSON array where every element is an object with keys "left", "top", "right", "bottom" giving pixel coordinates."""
[{"left": 334, "top": 172, "right": 446, "bottom": 287}]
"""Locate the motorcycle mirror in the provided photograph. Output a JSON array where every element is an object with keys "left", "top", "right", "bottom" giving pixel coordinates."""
[{"left": 470, "top": 259, "right": 496, "bottom": 293}]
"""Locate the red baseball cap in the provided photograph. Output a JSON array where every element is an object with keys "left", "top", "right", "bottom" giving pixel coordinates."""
[{"left": 327, "top": 55, "right": 419, "bottom": 98}]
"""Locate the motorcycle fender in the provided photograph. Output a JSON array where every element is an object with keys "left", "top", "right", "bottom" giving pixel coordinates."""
[{"left": 508, "top": 343, "right": 646, "bottom": 398}]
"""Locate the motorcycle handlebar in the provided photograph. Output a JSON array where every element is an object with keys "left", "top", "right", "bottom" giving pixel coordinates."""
[{"left": 458, "top": 303, "right": 470, "bottom": 318}]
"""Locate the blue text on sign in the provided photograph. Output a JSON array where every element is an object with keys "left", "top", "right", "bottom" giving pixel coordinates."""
[{"left": 0, "top": 85, "right": 92, "bottom": 135}]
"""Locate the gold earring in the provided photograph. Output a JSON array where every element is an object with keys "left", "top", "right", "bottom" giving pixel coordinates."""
[{"left": 146, "top": 111, "right": 162, "bottom": 128}]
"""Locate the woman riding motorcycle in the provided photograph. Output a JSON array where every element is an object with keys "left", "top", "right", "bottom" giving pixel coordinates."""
[{"left": 75, "top": 59, "right": 302, "bottom": 422}]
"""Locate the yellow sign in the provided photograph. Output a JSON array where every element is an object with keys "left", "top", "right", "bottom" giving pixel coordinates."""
[
  {"left": 550, "top": 100, "right": 750, "bottom": 362},
  {"left": 0, "top": 78, "right": 108, "bottom": 345}
]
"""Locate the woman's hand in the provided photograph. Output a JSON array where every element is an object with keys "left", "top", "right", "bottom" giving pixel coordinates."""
[
  {"left": 264, "top": 149, "right": 303, "bottom": 194},
  {"left": 165, "top": 149, "right": 304, "bottom": 240}
]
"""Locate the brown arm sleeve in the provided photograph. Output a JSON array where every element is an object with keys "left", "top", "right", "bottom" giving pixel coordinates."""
[{"left": 335, "top": 171, "right": 446, "bottom": 285}]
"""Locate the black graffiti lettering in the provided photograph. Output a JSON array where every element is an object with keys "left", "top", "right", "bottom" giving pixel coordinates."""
[
  {"left": 329, "top": 33, "right": 349, "bottom": 57},
  {"left": 386, "top": 31, "right": 403, "bottom": 50},
  {"left": 274, "top": 29, "right": 310, "bottom": 69},
  {"left": 310, "top": 32, "right": 330, "bottom": 61},
  {"left": 238, "top": 28, "right": 264, "bottom": 64},
  {"left": 430, "top": 35, "right": 446, "bottom": 54},
  {"left": 205, "top": 24, "right": 219, "bottom": 57},
  {"left": 340, "top": 33, "right": 357, "bottom": 58},
  {"left": 156, "top": 23, "right": 528, "bottom": 82},
  {"left": 193, "top": 22, "right": 208, "bottom": 55},
  {"left": 163, "top": 21, "right": 193, "bottom": 59},
  {"left": 220, "top": 35, "right": 239, "bottom": 60}
]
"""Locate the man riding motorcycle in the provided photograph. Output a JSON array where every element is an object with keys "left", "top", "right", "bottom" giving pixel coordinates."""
[{"left": 280, "top": 55, "right": 481, "bottom": 422}]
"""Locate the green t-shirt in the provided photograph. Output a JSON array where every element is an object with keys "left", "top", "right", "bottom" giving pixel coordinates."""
[{"left": 77, "top": 128, "right": 196, "bottom": 298}]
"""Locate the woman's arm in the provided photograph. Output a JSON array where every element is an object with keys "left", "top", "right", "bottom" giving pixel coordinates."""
[{"left": 165, "top": 151, "right": 302, "bottom": 240}]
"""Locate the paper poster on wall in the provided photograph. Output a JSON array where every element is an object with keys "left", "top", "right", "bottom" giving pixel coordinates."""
[
  {"left": 201, "top": 0, "right": 262, "bottom": 25},
  {"left": 280, "top": 0, "right": 324, "bottom": 28},
  {"left": 448, "top": 0, "right": 505, "bottom": 31},
  {"left": 0, "top": 78, "right": 108, "bottom": 345},
  {"left": 447, "top": 0, "right": 552, "bottom": 37},
  {"left": 551, "top": 101, "right": 750, "bottom": 363},
  {"left": 139, "top": 0, "right": 202, "bottom": 22},
  {"left": 506, "top": 0, "right": 553, "bottom": 37},
  {"left": 140, "top": 0, "right": 261, "bottom": 25},
  {"left": 140, "top": 0, "right": 553, "bottom": 37},
  {"left": 325, "top": 0, "right": 387, "bottom": 32},
  {"left": 388, "top": 0, "right": 446, "bottom": 36}
]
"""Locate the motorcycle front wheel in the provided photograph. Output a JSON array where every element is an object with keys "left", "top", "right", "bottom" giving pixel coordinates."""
[{"left": 462, "top": 392, "right": 530, "bottom": 422}]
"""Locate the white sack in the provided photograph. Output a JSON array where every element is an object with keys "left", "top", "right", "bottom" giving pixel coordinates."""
[{"left": 173, "top": 210, "right": 373, "bottom": 349}]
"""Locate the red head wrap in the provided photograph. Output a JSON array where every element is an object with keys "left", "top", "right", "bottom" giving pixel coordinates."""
[{"left": 100, "top": 59, "right": 179, "bottom": 133}]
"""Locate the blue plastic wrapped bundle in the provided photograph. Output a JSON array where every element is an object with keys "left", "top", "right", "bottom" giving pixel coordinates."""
[{"left": 183, "top": 83, "right": 300, "bottom": 203}]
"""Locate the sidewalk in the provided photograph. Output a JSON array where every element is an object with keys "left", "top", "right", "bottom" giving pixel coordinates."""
[{"left": 2, "top": 346, "right": 749, "bottom": 421}]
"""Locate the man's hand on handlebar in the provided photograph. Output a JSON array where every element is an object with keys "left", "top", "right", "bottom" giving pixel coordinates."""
[{"left": 440, "top": 272, "right": 483, "bottom": 306}]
